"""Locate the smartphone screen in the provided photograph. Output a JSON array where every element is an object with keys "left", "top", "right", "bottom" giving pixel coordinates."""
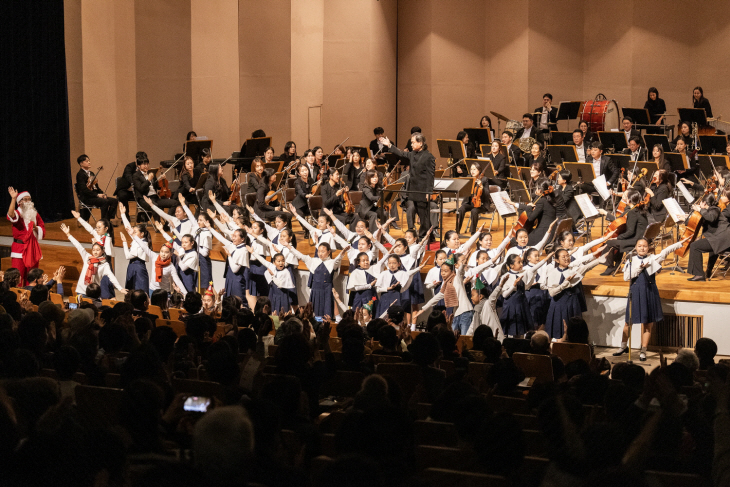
[
  {"left": 314, "top": 316, "right": 323, "bottom": 323},
  {"left": 183, "top": 396, "right": 211, "bottom": 413},
  {"left": 68, "top": 303, "right": 78, "bottom": 310}
]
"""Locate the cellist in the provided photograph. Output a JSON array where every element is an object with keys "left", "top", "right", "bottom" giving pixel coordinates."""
[
  {"left": 456, "top": 163, "right": 490, "bottom": 236},
  {"left": 687, "top": 192, "right": 730, "bottom": 281}
]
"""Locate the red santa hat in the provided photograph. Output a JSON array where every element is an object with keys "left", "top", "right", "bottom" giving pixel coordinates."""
[
  {"left": 15, "top": 191, "right": 30, "bottom": 204},
  {"left": 204, "top": 282, "right": 215, "bottom": 297}
]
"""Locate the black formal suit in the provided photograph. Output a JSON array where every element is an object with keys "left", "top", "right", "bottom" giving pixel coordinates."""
[
  {"left": 132, "top": 170, "right": 179, "bottom": 223},
  {"left": 554, "top": 183, "right": 581, "bottom": 223},
  {"left": 604, "top": 207, "right": 649, "bottom": 267},
  {"left": 342, "top": 162, "right": 365, "bottom": 191},
  {"left": 180, "top": 172, "right": 199, "bottom": 206},
  {"left": 579, "top": 155, "right": 619, "bottom": 193},
  {"left": 387, "top": 144, "right": 435, "bottom": 237},
  {"left": 515, "top": 127, "right": 545, "bottom": 147},
  {"left": 486, "top": 153, "right": 509, "bottom": 189},
  {"left": 647, "top": 182, "right": 670, "bottom": 223},
  {"left": 247, "top": 173, "right": 263, "bottom": 195},
  {"left": 623, "top": 147, "right": 648, "bottom": 162},
  {"left": 255, "top": 184, "right": 286, "bottom": 222},
  {"left": 321, "top": 181, "right": 352, "bottom": 225},
  {"left": 114, "top": 161, "right": 137, "bottom": 213},
  {"left": 571, "top": 143, "right": 589, "bottom": 162},
  {"left": 75, "top": 168, "right": 118, "bottom": 220},
  {"left": 358, "top": 184, "right": 383, "bottom": 232},
  {"left": 688, "top": 206, "right": 727, "bottom": 277},
  {"left": 518, "top": 197, "right": 557, "bottom": 247},
  {"left": 369, "top": 139, "right": 386, "bottom": 158},
  {"left": 694, "top": 98, "right": 713, "bottom": 118},
  {"left": 523, "top": 155, "right": 547, "bottom": 173},
  {"left": 201, "top": 174, "right": 230, "bottom": 215},
  {"left": 293, "top": 178, "right": 312, "bottom": 218},
  {"left": 505, "top": 144, "right": 523, "bottom": 166},
  {"left": 533, "top": 106, "right": 558, "bottom": 131},
  {"left": 623, "top": 129, "right": 644, "bottom": 147}
]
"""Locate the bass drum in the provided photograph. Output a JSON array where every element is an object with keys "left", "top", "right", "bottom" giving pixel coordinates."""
[
  {"left": 580, "top": 99, "right": 619, "bottom": 132},
  {"left": 506, "top": 120, "right": 522, "bottom": 136}
]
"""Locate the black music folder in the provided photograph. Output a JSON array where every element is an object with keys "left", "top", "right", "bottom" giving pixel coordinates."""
[
  {"left": 677, "top": 108, "right": 708, "bottom": 126},
  {"left": 557, "top": 101, "right": 581, "bottom": 121},
  {"left": 242, "top": 137, "right": 271, "bottom": 157},
  {"left": 643, "top": 134, "right": 671, "bottom": 153},
  {"left": 699, "top": 135, "right": 728, "bottom": 155},
  {"left": 547, "top": 145, "right": 578, "bottom": 164}
]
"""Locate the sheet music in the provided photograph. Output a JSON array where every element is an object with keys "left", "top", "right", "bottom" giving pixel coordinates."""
[
  {"left": 663, "top": 198, "right": 688, "bottom": 223},
  {"left": 433, "top": 179, "right": 451, "bottom": 191},
  {"left": 491, "top": 191, "right": 517, "bottom": 217},
  {"left": 592, "top": 174, "right": 611, "bottom": 201},
  {"left": 676, "top": 181, "right": 695, "bottom": 204},
  {"left": 575, "top": 194, "right": 599, "bottom": 219}
]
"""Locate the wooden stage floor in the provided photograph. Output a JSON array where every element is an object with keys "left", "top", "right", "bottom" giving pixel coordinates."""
[{"left": 1, "top": 209, "right": 729, "bottom": 304}]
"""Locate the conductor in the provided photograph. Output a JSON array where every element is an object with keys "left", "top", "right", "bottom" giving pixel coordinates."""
[{"left": 380, "top": 132, "right": 435, "bottom": 239}]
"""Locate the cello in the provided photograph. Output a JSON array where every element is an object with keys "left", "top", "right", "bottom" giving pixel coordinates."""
[
  {"left": 509, "top": 186, "right": 553, "bottom": 238},
  {"left": 675, "top": 176, "right": 718, "bottom": 258},
  {"left": 229, "top": 169, "right": 243, "bottom": 205}
]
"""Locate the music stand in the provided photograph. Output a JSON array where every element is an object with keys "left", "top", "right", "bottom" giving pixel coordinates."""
[
  {"left": 437, "top": 139, "right": 466, "bottom": 162},
  {"left": 509, "top": 166, "right": 531, "bottom": 182},
  {"left": 677, "top": 108, "right": 708, "bottom": 127},
  {"left": 350, "top": 146, "right": 369, "bottom": 159},
  {"left": 697, "top": 155, "right": 730, "bottom": 179},
  {"left": 616, "top": 160, "right": 659, "bottom": 177},
  {"left": 550, "top": 132, "right": 574, "bottom": 145},
  {"left": 699, "top": 135, "right": 728, "bottom": 155},
  {"left": 507, "top": 178, "right": 531, "bottom": 204},
  {"left": 333, "top": 158, "right": 346, "bottom": 170},
  {"left": 598, "top": 131, "right": 629, "bottom": 153},
  {"left": 563, "top": 162, "right": 596, "bottom": 184},
  {"left": 557, "top": 101, "right": 582, "bottom": 129},
  {"left": 643, "top": 134, "right": 671, "bottom": 153},
  {"left": 547, "top": 145, "right": 578, "bottom": 164},
  {"left": 242, "top": 137, "right": 271, "bottom": 158},
  {"left": 429, "top": 178, "right": 472, "bottom": 236},
  {"left": 263, "top": 161, "right": 283, "bottom": 173},
  {"left": 327, "top": 155, "right": 343, "bottom": 166},
  {"left": 479, "top": 144, "right": 492, "bottom": 157},
  {"left": 463, "top": 128, "right": 492, "bottom": 149},
  {"left": 381, "top": 152, "right": 409, "bottom": 171},
  {"left": 664, "top": 153, "right": 688, "bottom": 172},
  {"left": 185, "top": 139, "right": 213, "bottom": 164},
  {"left": 454, "top": 178, "right": 475, "bottom": 200},
  {"left": 621, "top": 108, "right": 651, "bottom": 129},
  {"left": 608, "top": 154, "right": 631, "bottom": 173}
]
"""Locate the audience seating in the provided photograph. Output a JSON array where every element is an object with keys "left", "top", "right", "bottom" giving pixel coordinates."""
[
  {"left": 155, "top": 318, "right": 186, "bottom": 337},
  {"left": 486, "top": 395, "right": 532, "bottom": 415},
  {"left": 375, "top": 363, "right": 423, "bottom": 405},
  {"left": 320, "top": 370, "right": 365, "bottom": 398},
  {"left": 171, "top": 378, "right": 224, "bottom": 400},
  {"left": 512, "top": 352, "right": 554, "bottom": 383},
  {"left": 147, "top": 305, "right": 163, "bottom": 319},
  {"left": 644, "top": 470, "right": 707, "bottom": 487},
  {"left": 521, "top": 429, "right": 549, "bottom": 458},
  {"left": 415, "top": 445, "right": 477, "bottom": 472},
  {"left": 466, "top": 362, "right": 492, "bottom": 393},
  {"left": 421, "top": 468, "right": 508, "bottom": 487},
  {"left": 75, "top": 385, "right": 124, "bottom": 428},
  {"left": 369, "top": 354, "right": 403, "bottom": 365},
  {"left": 551, "top": 342, "right": 592, "bottom": 365},
  {"left": 49, "top": 292, "right": 64, "bottom": 305},
  {"left": 413, "top": 420, "right": 459, "bottom": 447},
  {"left": 102, "top": 298, "right": 118, "bottom": 307},
  {"left": 168, "top": 308, "right": 184, "bottom": 321}
]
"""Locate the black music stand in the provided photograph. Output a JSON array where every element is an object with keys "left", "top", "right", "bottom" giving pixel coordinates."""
[
  {"left": 381, "top": 152, "right": 409, "bottom": 170},
  {"left": 608, "top": 154, "right": 631, "bottom": 174},
  {"left": 696, "top": 155, "right": 729, "bottom": 180},
  {"left": 547, "top": 145, "right": 578, "bottom": 164},
  {"left": 350, "top": 146, "right": 369, "bottom": 159},
  {"left": 644, "top": 134, "right": 671, "bottom": 153},
  {"left": 550, "top": 131, "right": 574, "bottom": 145},
  {"left": 437, "top": 139, "right": 466, "bottom": 162},
  {"left": 185, "top": 139, "right": 213, "bottom": 164},
  {"left": 263, "top": 161, "right": 283, "bottom": 173},
  {"left": 699, "top": 135, "right": 728, "bottom": 155},
  {"left": 615, "top": 160, "right": 658, "bottom": 176},
  {"left": 509, "top": 166, "right": 531, "bottom": 182},
  {"left": 621, "top": 108, "right": 651, "bottom": 130},
  {"left": 563, "top": 162, "right": 596, "bottom": 184},
  {"left": 463, "top": 128, "right": 492, "bottom": 149},
  {"left": 557, "top": 101, "right": 581, "bottom": 124},
  {"left": 470, "top": 159, "right": 495, "bottom": 178},
  {"left": 677, "top": 108, "right": 708, "bottom": 127},
  {"left": 327, "top": 155, "right": 343, "bottom": 166},
  {"left": 431, "top": 178, "right": 473, "bottom": 235},
  {"left": 507, "top": 178, "right": 531, "bottom": 204},
  {"left": 242, "top": 137, "right": 271, "bottom": 158},
  {"left": 598, "top": 131, "right": 629, "bottom": 152},
  {"left": 664, "top": 153, "right": 688, "bottom": 172}
]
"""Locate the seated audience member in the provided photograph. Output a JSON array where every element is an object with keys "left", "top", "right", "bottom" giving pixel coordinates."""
[
  {"left": 53, "top": 345, "right": 82, "bottom": 403},
  {"left": 130, "top": 290, "right": 159, "bottom": 322},
  {"left": 85, "top": 282, "right": 103, "bottom": 309},
  {"left": 29, "top": 285, "right": 50, "bottom": 306},
  {"left": 695, "top": 337, "right": 717, "bottom": 370},
  {"left": 673, "top": 348, "right": 700, "bottom": 373}
]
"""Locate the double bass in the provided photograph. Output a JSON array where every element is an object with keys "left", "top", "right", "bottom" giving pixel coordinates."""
[{"left": 675, "top": 176, "right": 718, "bottom": 258}]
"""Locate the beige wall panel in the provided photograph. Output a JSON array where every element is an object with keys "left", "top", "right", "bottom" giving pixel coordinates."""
[
  {"left": 368, "top": 0, "right": 398, "bottom": 144},
  {"left": 291, "top": 0, "right": 324, "bottom": 150},
  {"left": 134, "top": 0, "right": 192, "bottom": 166},
  {"left": 64, "top": 0, "right": 84, "bottom": 181},
  {"left": 238, "top": 0, "right": 291, "bottom": 155},
  {"left": 191, "top": 0, "right": 239, "bottom": 161}
]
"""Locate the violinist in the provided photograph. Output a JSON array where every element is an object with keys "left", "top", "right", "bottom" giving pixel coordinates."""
[
  {"left": 255, "top": 168, "right": 287, "bottom": 223},
  {"left": 523, "top": 143, "right": 547, "bottom": 173},
  {"left": 578, "top": 142, "right": 618, "bottom": 202},
  {"left": 132, "top": 156, "right": 179, "bottom": 224},
  {"left": 506, "top": 180, "right": 557, "bottom": 247},
  {"left": 644, "top": 169, "right": 672, "bottom": 223},
  {"left": 358, "top": 170, "right": 384, "bottom": 232},
  {"left": 291, "top": 164, "right": 313, "bottom": 225},
  {"left": 194, "top": 148, "right": 212, "bottom": 182},
  {"left": 651, "top": 145, "right": 671, "bottom": 172},
  {"left": 369, "top": 127, "right": 387, "bottom": 159},
  {"left": 75, "top": 154, "right": 118, "bottom": 221},
  {"left": 554, "top": 170, "right": 581, "bottom": 224},
  {"left": 248, "top": 157, "right": 265, "bottom": 195},
  {"left": 313, "top": 146, "right": 326, "bottom": 182},
  {"left": 484, "top": 140, "right": 509, "bottom": 189},
  {"left": 321, "top": 169, "right": 354, "bottom": 225},
  {"left": 672, "top": 121, "right": 692, "bottom": 150},
  {"left": 179, "top": 155, "right": 199, "bottom": 207},
  {"left": 358, "top": 158, "right": 382, "bottom": 190},
  {"left": 201, "top": 164, "right": 230, "bottom": 216},
  {"left": 343, "top": 149, "right": 365, "bottom": 191},
  {"left": 280, "top": 141, "right": 297, "bottom": 164},
  {"left": 600, "top": 189, "right": 649, "bottom": 275},
  {"left": 456, "top": 163, "right": 490, "bottom": 235},
  {"left": 454, "top": 131, "right": 476, "bottom": 175},
  {"left": 687, "top": 192, "right": 730, "bottom": 281},
  {"left": 263, "top": 146, "right": 276, "bottom": 166},
  {"left": 526, "top": 162, "right": 546, "bottom": 194}
]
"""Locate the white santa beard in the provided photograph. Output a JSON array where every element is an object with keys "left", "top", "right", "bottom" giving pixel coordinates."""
[{"left": 19, "top": 202, "right": 37, "bottom": 226}]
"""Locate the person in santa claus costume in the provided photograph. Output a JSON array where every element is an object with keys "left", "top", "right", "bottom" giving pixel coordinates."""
[{"left": 6, "top": 187, "right": 44, "bottom": 286}]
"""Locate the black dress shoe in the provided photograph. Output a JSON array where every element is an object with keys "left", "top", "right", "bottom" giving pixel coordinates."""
[
  {"left": 600, "top": 266, "right": 617, "bottom": 276},
  {"left": 688, "top": 275, "right": 706, "bottom": 281},
  {"left": 612, "top": 347, "right": 628, "bottom": 356}
]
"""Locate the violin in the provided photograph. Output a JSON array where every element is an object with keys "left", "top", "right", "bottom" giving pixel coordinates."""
[
  {"left": 86, "top": 166, "right": 104, "bottom": 190},
  {"left": 675, "top": 176, "right": 718, "bottom": 258},
  {"left": 548, "top": 165, "right": 562, "bottom": 181},
  {"left": 343, "top": 186, "right": 355, "bottom": 214},
  {"left": 265, "top": 188, "right": 284, "bottom": 204},
  {"left": 615, "top": 168, "right": 647, "bottom": 215},
  {"left": 471, "top": 163, "right": 492, "bottom": 207},
  {"left": 156, "top": 159, "right": 181, "bottom": 199},
  {"left": 229, "top": 169, "right": 242, "bottom": 205}
]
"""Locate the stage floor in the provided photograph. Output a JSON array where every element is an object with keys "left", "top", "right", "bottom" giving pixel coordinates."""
[{"left": 1, "top": 209, "right": 728, "bottom": 305}]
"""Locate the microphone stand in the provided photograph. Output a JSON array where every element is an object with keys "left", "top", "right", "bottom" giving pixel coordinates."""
[{"left": 625, "top": 247, "right": 636, "bottom": 364}]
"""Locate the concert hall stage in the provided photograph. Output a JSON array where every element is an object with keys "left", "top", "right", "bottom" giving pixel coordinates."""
[{"left": 2, "top": 211, "right": 729, "bottom": 353}]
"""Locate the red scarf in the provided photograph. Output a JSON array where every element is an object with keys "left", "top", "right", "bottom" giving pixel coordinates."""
[
  {"left": 155, "top": 255, "right": 171, "bottom": 282},
  {"left": 85, "top": 257, "right": 105, "bottom": 285}
]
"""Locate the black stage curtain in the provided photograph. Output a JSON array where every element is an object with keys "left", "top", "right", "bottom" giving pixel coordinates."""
[{"left": 0, "top": 0, "right": 73, "bottom": 223}]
